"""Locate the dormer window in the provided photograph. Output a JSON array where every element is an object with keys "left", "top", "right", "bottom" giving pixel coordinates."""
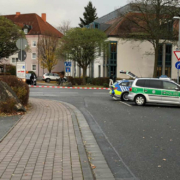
[{"left": 24, "top": 28, "right": 28, "bottom": 34}]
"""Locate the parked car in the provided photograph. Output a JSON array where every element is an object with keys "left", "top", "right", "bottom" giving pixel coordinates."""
[
  {"left": 43, "top": 73, "right": 60, "bottom": 83},
  {"left": 128, "top": 77, "right": 180, "bottom": 106},
  {"left": 109, "top": 79, "right": 134, "bottom": 100},
  {"left": 26, "top": 73, "right": 37, "bottom": 85}
]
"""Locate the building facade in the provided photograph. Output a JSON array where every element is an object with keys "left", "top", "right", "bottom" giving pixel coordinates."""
[
  {"left": 69, "top": 4, "right": 178, "bottom": 80},
  {"left": 1, "top": 12, "right": 64, "bottom": 78}
]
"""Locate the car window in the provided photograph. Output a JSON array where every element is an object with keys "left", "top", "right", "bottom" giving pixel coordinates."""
[
  {"left": 145, "top": 80, "right": 162, "bottom": 89},
  {"left": 136, "top": 80, "right": 145, "bottom": 87},
  {"left": 163, "top": 81, "right": 178, "bottom": 90},
  {"left": 120, "top": 82, "right": 128, "bottom": 86},
  {"left": 128, "top": 81, "right": 133, "bottom": 86},
  {"left": 49, "top": 73, "right": 53, "bottom": 76}
]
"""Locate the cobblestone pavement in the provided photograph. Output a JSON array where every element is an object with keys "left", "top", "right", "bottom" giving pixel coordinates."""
[{"left": 0, "top": 98, "right": 84, "bottom": 180}]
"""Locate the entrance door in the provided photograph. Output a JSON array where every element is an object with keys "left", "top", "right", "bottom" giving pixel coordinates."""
[{"left": 108, "top": 66, "right": 116, "bottom": 79}]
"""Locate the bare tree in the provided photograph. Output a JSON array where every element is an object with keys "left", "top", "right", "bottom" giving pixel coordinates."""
[
  {"left": 118, "top": 0, "right": 180, "bottom": 77},
  {"left": 37, "top": 32, "right": 59, "bottom": 73},
  {"left": 57, "top": 21, "right": 71, "bottom": 35}
]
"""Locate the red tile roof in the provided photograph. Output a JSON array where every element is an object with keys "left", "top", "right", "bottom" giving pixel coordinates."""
[{"left": 4, "top": 13, "right": 63, "bottom": 38}]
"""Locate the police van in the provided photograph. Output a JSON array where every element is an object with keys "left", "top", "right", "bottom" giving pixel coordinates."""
[{"left": 128, "top": 77, "right": 180, "bottom": 106}]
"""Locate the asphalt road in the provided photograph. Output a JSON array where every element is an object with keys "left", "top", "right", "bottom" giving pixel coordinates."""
[{"left": 30, "top": 87, "right": 180, "bottom": 180}]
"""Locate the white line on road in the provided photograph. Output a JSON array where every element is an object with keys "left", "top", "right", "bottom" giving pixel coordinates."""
[{"left": 119, "top": 101, "right": 132, "bottom": 107}]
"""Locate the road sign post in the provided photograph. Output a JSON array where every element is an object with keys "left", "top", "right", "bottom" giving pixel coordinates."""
[
  {"left": 175, "top": 61, "right": 180, "bottom": 84},
  {"left": 16, "top": 38, "right": 28, "bottom": 79},
  {"left": 64, "top": 61, "right": 71, "bottom": 76},
  {"left": 174, "top": 51, "right": 180, "bottom": 84}
]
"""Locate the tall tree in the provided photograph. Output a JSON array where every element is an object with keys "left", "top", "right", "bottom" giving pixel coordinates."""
[
  {"left": 79, "top": 1, "right": 98, "bottom": 27},
  {"left": 57, "top": 20, "right": 71, "bottom": 35},
  {"left": 119, "top": 0, "right": 180, "bottom": 77},
  {"left": 37, "top": 32, "right": 59, "bottom": 73},
  {"left": 58, "top": 28, "right": 107, "bottom": 84},
  {"left": 0, "top": 16, "right": 24, "bottom": 62}
]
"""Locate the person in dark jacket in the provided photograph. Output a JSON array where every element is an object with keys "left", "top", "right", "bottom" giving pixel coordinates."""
[{"left": 30, "top": 73, "right": 34, "bottom": 85}]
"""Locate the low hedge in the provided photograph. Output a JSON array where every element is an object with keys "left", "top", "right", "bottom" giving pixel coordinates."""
[
  {"left": 66, "top": 76, "right": 109, "bottom": 86},
  {"left": 1, "top": 76, "right": 29, "bottom": 106}
]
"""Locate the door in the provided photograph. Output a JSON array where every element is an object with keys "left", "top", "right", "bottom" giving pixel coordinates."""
[
  {"left": 143, "top": 80, "right": 163, "bottom": 101},
  {"left": 161, "top": 81, "right": 180, "bottom": 104}
]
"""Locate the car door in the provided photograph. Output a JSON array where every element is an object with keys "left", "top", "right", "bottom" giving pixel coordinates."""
[
  {"left": 161, "top": 81, "right": 180, "bottom": 104},
  {"left": 143, "top": 80, "right": 162, "bottom": 101}
]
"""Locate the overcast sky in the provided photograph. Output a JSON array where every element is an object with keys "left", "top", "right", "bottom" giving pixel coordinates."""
[{"left": 1, "top": 0, "right": 128, "bottom": 28}]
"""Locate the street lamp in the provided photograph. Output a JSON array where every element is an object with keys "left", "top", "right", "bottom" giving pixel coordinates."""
[{"left": 173, "top": 16, "right": 180, "bottom": 84}]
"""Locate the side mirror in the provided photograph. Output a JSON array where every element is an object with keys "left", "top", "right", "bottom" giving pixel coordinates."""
[{"left": 175, "top": 87, "right": 180, "bottom": 91}]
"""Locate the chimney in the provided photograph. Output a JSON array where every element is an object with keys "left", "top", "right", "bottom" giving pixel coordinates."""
[
  {"left": 16, "top": 12, "right": 20, "bottom": 16},
  {"left": 41, "top": 13, "right": 46, "bottom": 22}
]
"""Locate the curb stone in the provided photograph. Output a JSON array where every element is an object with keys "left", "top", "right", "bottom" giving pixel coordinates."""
[
  {"left": 60, "top": 101, "right": 115, "bottom": 180},
  {"left": 0, "top": 115, "right": 22, "bottom": 143}
]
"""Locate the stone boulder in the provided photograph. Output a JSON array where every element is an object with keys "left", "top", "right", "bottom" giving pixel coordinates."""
[{"left": 0, "top": 81, "right": 26, "bottom": 112}]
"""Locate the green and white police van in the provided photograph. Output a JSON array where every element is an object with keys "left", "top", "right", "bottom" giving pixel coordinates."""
[{"left": 128, "top": 78, "right": 180, "bottom": 106}]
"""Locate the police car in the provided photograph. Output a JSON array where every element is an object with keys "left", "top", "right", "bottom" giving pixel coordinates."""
[
  {"left": 128, "top": 75, "right": 180, "bottom": 106},
  {"left": 109, "top": 70, "right": 137, "bottom": 101},
  {"left": 109, "top": 80, "right": 134, "bottom": 100}
]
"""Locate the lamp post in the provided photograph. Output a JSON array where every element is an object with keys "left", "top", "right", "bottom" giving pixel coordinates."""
[{"left": 173, "top": 16, "right": 180, "bottom": 84}]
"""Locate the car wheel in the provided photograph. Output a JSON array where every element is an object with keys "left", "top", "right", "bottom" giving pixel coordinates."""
[
  {"left": 46, "top": 78, "right": 50, "bottom": 83},
  {"left": 121, "top": 92, "right": 129, "bottom": 101},
  {"left": 135, "top": 95, "right": 145, "bottom": 106}
]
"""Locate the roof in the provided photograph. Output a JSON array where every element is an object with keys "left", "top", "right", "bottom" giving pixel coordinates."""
[{"left": 4, "top": 13, "right": 63, "bottom": 38}]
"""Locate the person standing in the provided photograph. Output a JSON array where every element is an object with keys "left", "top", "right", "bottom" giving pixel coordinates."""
[
  {"left": 109, "top": 72, "right": 114, "bottom": 87},
  {"left": 30, "top": 73, "right": 34, "bottom": 85}
]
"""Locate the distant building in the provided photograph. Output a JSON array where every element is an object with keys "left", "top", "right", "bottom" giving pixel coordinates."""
[
  {"left": 70, "top": 4, "right": 178, "bottom": 79},
  {"left": 1, "top": 12, "right": 64, "bottom": 77}
]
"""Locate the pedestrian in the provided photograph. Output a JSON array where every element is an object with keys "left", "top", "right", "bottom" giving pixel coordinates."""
[
  {"left": 109, "top": 72, "right": 114, "bottom": 87},
  {"left": 30, "top": 73, "right": 34, "bottom": 85}
]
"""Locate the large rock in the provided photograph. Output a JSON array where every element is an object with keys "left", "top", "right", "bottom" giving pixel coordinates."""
[{"left": 0, "top": 81, "right": 26, "bottom": 112}]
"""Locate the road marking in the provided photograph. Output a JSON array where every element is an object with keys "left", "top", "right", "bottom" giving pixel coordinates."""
[{"left": 119, "top": 101, "right": 132, "bottom": 107}]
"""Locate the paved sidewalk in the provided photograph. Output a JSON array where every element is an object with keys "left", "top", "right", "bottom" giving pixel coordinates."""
[{"left": 0, "top": 99, "right": 85, "bottom": 180}]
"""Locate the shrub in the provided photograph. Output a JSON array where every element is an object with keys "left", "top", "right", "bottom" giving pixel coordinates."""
[
  {"left": 67, "top": 76, "right": 75, "bottom": 85},
  {"left": 0, "top": 98, "right": 16, "bottom": 113},
  {"left": 103, "top": 83, "right": 109, "bottom": 88},
  {"left": 7, "top": 65, "right": 16, "bottom": 75},
  {"left": 74, "top": 77, "right": 83, "bottom": 85},
  {"left": 1, "top": 76, "right": 29, "bottom": 106}
]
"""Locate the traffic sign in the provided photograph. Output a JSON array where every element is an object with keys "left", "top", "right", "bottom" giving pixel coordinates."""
[
  {"left": 66, "top": 67, "right": 71, "bottom": 73},
  {"left": 16, "top": 38, "right": 28, "bottom": 50},
  {"left": 64, "top": 62, "right": 71, "bottom": 67},
  {"left": 175, "top": 61, "right": 180, "bottom": 69},
  {"left": 16, "top": 62, "right": 26, "bottom": 79},
  {"left": 18, "top": 50, "right": 27, "bottom": 61},
  {"left": 174, "top": 51, "right": 180, "bottom": 61}
]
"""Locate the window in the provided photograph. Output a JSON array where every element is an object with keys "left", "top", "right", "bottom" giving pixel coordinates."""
[
  {"left": 145, "top": 80, "right": 162, "bottom": 89},
  {"left": 136, "top": 80, "right": 145, "bottom": 87},
  {"left": 32, "top": 65, "right": 36, "bottom": 71},
  {"left": 98, "top": 65, "right": 101, "bottom": 77},
  {"left": 163, "top": 81, "right": 178, "bottom": 90},
  {"left": 120, "top": 82, "right": 128, "bottom": 86},
  {"left": 12, "top": 58, "right": 18, "bottom": 63},
  {"left": 32, "top": 53, "right": 36, "bottom": 59},
  {"left": 32, "top": 41, "right": 37, "bottom": 47},
  {"left": 24, "top": 29, "right": 28, "bottom": 34}
]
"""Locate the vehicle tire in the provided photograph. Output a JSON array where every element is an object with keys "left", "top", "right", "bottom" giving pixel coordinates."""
[
  {"left": 135, "top": 95, "right": 146, "bottom": 106},
  {"left": 46, "top": 78, "right": 50, "bottom": 83},
  {"left": 121, "top": 92, "right": 129, "bottom": 101}
]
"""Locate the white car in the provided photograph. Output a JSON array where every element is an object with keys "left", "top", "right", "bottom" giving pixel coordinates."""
[{"left": 43, "top": 73, "right": 60, "bottom": 83}]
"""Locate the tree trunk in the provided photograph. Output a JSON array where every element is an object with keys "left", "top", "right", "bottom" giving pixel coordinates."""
[
  {"left": 153, "top": 42, "right": 159, "bottom": 78},
  {"left": 82, "top": 67, "right": 87, "bottom": 85}
]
